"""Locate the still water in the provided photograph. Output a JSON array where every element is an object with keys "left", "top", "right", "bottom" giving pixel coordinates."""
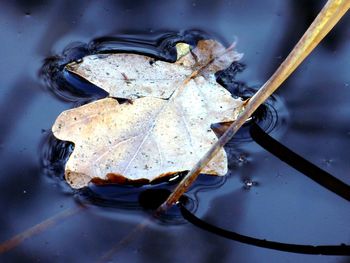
[{"left": 0, "top": 1, "right": 349, "bottom": 262}]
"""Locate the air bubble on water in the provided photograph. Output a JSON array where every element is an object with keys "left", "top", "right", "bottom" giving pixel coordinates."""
[
  {"left": 243, "top": 179, "right": 258, "bottom": 190},
  {"left": 322, "top": 158, "right": 333, "bottom": 167},
  {"left": 235, "top": 153, "right": 248, "bottom": 166},
  {"left": 238, "top": 154, "right": 246, "bottom": 163}
]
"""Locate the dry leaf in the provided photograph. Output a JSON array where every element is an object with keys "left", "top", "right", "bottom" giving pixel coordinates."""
[
  {"left": 53, "top": 39, "right": 244, "bottom": 189},
  {"left": 66, "top": 40, "right": 242, "bottom": 100}
]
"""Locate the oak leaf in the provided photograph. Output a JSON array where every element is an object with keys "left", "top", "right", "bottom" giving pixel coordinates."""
[{"left": 52, "top": 40, "right": 244, "bottom": 189}]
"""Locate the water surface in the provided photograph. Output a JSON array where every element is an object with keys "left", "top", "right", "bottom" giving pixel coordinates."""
[{"left": 0, "top": 1, "right": 350, "bottom": 262}]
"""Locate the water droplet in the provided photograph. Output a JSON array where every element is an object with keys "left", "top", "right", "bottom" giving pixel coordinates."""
[
  {"left": 243, "top": 179, "right": 258, "bottom": 190},
  {"left": 322, "top": 158, "right": 333, "bottom": 166},
  {"left": 234, "top": 153, "right": 248, "bottom": 166},
  {"left": 238, "top": 154, "right": 247, "bottom": 163}
]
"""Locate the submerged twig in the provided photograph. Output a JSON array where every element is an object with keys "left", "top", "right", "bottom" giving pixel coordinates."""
[
  {"left": 97, "top": 218, "right": 151, "bottom": 263},
  {"left": 159, "top": 0, "right": 350, "bottom": 212},
  {"left": 0, "top": 206, "right": 83, "bottom": 254}
]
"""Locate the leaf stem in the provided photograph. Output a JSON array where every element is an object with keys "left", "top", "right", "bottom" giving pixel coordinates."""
[{"left": 158, "top": 0, "right": 350, "bottom": 212}]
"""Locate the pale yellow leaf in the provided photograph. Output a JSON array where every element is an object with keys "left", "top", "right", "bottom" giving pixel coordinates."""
[
  {"left": 53, "top": 39, "right": 244, "bottom": 189},
  {"left": 66, "top": 40, "right": 243, "bottom": 99}
]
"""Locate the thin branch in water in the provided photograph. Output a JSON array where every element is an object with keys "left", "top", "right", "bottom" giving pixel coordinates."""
[
  {"left": 0, "top": 206, "right": 83, "bottom": 254},
  {"left": 158, "top": 0, "right": 350, "bottom": 212},
  {"left": 97, "top": 218, "right": 151, "bottom": 263}
]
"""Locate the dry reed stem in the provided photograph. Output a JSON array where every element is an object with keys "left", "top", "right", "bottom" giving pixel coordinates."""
[{"left": 159, "top": 0, "right": 350, "bottom": 212}]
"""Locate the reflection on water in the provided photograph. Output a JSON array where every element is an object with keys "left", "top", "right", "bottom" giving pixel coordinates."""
[{"left": 0, "top": 1, "right": 349, "bottom": 262}]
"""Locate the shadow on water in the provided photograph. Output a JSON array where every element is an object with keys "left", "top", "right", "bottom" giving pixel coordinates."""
[
  {"left": 178, "top": 123, "right": 350, "bottom": 255},
  {"left": 250, "top": 123, "right": 350, "bottom": 202},
  {"left": 180, "top": 202, "right": 350, "bottom": 255}
]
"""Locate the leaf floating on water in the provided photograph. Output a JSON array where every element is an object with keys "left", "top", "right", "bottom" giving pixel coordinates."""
[
  {"left": 53, "top": 39, "right": 244, "bottom": 189},
  {"left": 66, "top": 40, "right": 243, "bottom": 100}
]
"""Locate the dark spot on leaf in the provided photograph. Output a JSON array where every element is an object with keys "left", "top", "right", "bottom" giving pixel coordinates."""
[{"left": 90, "top": 173, "right": 149, "bottom": 186}]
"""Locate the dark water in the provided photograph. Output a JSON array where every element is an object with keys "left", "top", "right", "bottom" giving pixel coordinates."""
[{"left": 1, "top": 1, "right": 350, "bottom": 262}]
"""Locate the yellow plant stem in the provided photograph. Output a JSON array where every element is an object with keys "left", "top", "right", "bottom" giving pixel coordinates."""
[{"left": 159, "top": 0, "right": 350, "bottom": 212}]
